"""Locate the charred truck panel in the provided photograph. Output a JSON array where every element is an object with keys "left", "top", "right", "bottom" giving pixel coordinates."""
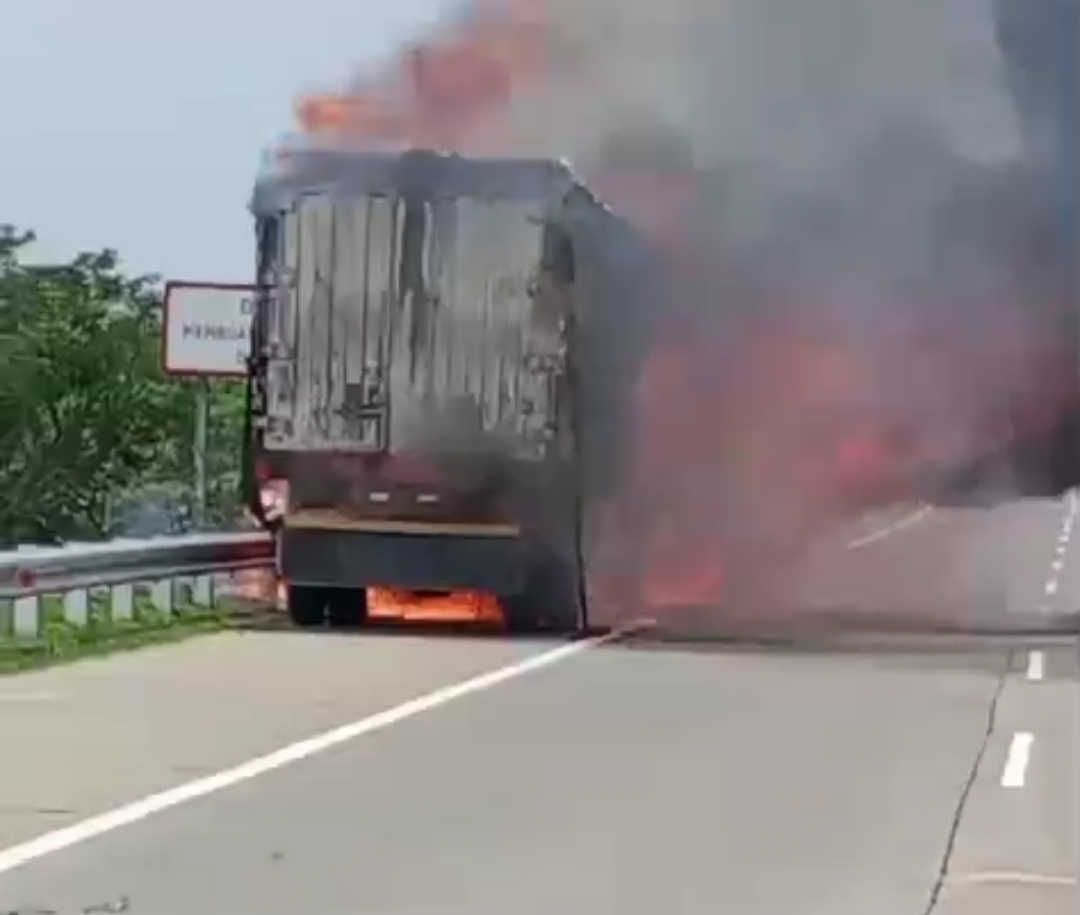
[{"left": 246, "top": 150, "right": 620, "bottom": 630}]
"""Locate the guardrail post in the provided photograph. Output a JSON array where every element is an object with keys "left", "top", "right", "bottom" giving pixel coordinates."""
[
  {"left": 112, "top": 584, "right": 134, "bottom": 621},
  {"left": 191, "top": 575, "right": 213, "bottom": 607},
  {"left": 150, "top": 580, "right": 173, "bottom": 615},
  {"left": 63, "top": 589, "right": 89, "bottom": 627},
  {"left": 13, "top": 596, "right": 39, "bottom": 638}
]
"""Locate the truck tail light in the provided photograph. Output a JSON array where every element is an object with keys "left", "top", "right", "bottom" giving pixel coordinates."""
[{"left": 260, "top": 479, "right": 289, "bottom": 521}]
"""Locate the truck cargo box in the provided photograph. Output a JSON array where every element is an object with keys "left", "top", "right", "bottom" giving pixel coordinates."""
[{"left": 245, "top": 149, "right": 655, "bottom": 629}]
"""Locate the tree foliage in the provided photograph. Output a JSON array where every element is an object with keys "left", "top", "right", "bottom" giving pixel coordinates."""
[{"left": 0, "top": 227, "right": 246, "bottom": 544}]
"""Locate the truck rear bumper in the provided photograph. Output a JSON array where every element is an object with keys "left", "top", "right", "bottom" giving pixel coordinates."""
[{"left": 279, "top": 524, "right": 528, "bottom": 595}]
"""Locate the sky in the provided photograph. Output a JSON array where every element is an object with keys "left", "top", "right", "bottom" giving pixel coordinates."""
[{"left": 0, "top": 0, "right": 448, "bottom": 281}]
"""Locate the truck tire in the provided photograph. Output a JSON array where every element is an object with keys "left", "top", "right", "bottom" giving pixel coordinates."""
[
  {"left": 287, "top": 585, "right": 327, "bottom": 628},
  {"left": 503, "top": 538, "right": 582, "bottom": 635},
  {"left": 326, "top": 587, "right": 369, "bottom": 629}
]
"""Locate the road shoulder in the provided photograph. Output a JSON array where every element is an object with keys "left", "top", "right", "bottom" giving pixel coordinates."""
[{"left": 936, "top": 641, "right": 1079, "bottom": 913}]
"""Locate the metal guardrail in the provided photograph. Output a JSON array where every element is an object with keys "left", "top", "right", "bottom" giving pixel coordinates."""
[{"left": 0, "top": 533, "right": 275, "bottom": 640}]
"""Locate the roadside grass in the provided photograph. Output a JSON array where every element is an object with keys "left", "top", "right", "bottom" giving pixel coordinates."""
[{"left": 0, "top": 587, "right": 271, "bottom": 675}]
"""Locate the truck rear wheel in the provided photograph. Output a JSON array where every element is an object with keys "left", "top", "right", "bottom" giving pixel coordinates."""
[
  {"left": 287, "top": 585, "right": 369, "bottom": 629},
  {"left": 287, "top": 585, "right": 327, "bottom": 628},
  {"left": 326, "top": 587, "right": 369, "bottom": 629}
]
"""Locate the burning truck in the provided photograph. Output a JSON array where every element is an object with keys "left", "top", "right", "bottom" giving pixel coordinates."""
[
  {"left": 240, "top": 136, "right": 796, "bottom": 632},
  {"left": 239, "top": 139, "right": 801, "bottom": 631}
]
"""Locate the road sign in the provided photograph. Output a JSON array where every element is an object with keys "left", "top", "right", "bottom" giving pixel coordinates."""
[{"left": 162, "top": 281, "right": 257, "bottom": 378}]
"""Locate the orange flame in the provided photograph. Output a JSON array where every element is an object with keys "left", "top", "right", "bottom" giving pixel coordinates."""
[
  {"left": 368, "top": 588, "right": 504, "bottom": 623},
  {"left": 234, "top": 573, "right": 505, "bottom": 625},
  {"left": 294, "top": 0, "right": 556, "bottom": 151}
]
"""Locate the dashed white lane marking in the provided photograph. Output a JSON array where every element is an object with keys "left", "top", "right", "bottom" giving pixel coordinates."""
[
  {"left": 1040, "top": 490, "right": 1077, "bottom": 612},
  {"left": 1025, "top": 650, "right": 1044, "bottom": 681},
  {"left": 1006, "top": 495, "right": 1074, "bottom": 797},
  {"left": 0, "top": 621, "right": 647, "bottom": 877},
  {"left": 847, "top": 504, "right": 932, "bottom": 549},
  {"left": 1001, "top": 731, "right": 1034, "bottom": 788}
]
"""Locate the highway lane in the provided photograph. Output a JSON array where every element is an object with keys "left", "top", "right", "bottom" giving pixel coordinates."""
[
  {"left": 0, "top": 496, "right": 1076, "bottom": 914},
  {"left": 784, "top": 494, "right": 1080, "bottom": 634},
  {"left": 0, "top": 632, "right": 552, "bottom": 849}
]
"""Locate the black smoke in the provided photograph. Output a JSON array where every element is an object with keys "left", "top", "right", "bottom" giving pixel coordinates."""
[{"left": 553, "top": 0, "right": 1080, "bottom": 626}]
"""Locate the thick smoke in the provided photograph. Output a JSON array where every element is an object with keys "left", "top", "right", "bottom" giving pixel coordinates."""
[
  {"left": 481, "top": 0, "right": 1077, "bottom": 625},
  {"left": 293, "top": 0, "right": 1077, "bottom": 628},
  {"left": 455, "top": 1, "right": 1028, "bottom": 166}
]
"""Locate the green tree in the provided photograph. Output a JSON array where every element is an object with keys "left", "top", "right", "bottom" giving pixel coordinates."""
[
  {"left": 0, "top": 228, "right": 192, "bottom": 542},
  {"left": 139, "top": 376, "right": 249, "bottom": 530}
]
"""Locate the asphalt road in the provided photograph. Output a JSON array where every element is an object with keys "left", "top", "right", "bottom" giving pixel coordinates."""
[{"left": 0, "top": 496, "right": 1076, "bottom": 914}]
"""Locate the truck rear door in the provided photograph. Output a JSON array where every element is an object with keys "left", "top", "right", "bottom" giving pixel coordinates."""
[{"left": 261, "top": 192, "right": 566, "bottom": 462}]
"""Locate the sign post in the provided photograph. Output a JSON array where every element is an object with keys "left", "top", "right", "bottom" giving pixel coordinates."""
[
  {"left": 161, "top": 282, "right": 257, "bottom": 526},
  {"left": 193, "top": 379, "right": 209, "bottom": 524}
]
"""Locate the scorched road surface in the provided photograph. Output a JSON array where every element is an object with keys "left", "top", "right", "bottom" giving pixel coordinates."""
[{"left": 0, "top": 497, "right": 1076, "bottom": 914}]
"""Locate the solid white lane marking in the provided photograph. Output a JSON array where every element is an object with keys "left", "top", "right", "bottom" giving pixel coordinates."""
[
  {"left": 1025, "top": 650, "right": 1044, "bottom": 682},
  {"left": 950, "top": 871, "right": 1078, "bottom": 887},
  {"left": 1001, "top": 731, "right": 1034, "bottom": 788},
  {"left": 847, "top": 504, "right": 932, "bottom": 549},
  {"left": 0, "top": 622, "right": 646, "bottom": 877},
  {"left": 0, "top": 692, "right": 65, "bottom": 704}
]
